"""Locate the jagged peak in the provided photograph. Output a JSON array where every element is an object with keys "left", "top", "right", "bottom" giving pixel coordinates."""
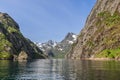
[{"left": 61, "top": 32, "right": 77, "bottom": 42}]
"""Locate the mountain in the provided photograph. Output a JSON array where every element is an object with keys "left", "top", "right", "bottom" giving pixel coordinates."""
[
  {"left": 35, "top": 40, "right": 57, "bottom": 55},
  {"left": 0, "top": 12, "right": 47, "bottom": 60},
  {"left": 35, "top": 32, "right": 77, "bottom": 58},
  {"left": 54, "top": 32, "right": 77, "bottom": 57},
  {"left": 66, "top": 0, "right": 120, "bottom": 60}
]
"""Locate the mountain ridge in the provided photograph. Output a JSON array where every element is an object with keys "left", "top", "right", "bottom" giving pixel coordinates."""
[{"left": 35, "top": 32, "right": 77, "bottom": 58}]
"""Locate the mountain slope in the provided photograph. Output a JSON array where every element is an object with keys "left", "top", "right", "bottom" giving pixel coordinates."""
[
  {"left": 0, "top": 12, "right": 46, "bottom": 60},
  {"left": 53, "top": 32, "right": 77, "bottom": 58},
  {"left": 66, "top": 0, "right": 120, "bottom": 59},
  {"left": 35, "top": 32, "right": 77, "bottom": 58}
]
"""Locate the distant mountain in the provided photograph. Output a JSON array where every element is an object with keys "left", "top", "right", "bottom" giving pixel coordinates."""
[
  {"left": 0, "top": 12, "right": 47, "bottom": 60},
  {"left": 55, "top": 33, "right": 77, "bottom": 52},
  {"left": 35, "top": 40, "right": 57, "bottom": 55},
  {"left": 35, "top": 32, "right": 77, "bottom": 58}
]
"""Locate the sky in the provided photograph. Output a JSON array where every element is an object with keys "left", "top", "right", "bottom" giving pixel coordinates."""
[{"left": 0, "top": 0, "right": 96, "bottom": 42}]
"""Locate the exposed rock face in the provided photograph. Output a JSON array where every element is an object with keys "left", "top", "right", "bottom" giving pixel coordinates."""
[
  {"left": 66, "top": 0, "right": 120, "bottom": 59},
  {"left": 0, "top": 12, "right": 47, "bottom": 60},
  {"left": 18, "top": 51, "right": 28, "bottom": 60},
  {"left": 35, "top": 32, "right": 77, "bottom": 58}
]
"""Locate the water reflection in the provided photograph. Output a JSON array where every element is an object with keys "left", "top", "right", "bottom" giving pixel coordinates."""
[
  {"left": 0, "top": 59, "right": 120, "bottom": 80},
  {"left": 62, "top": 60, "right": 120, "bottom": 80},
  {"left": 0, "top": 60, "right": 27, "bottom": 80}
]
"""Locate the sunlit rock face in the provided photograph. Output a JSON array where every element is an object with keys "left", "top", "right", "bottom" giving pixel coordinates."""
[
  {"left": 0, "top": 12, "right": 47, "bottom": 60},
  {"left": 66, "top": 0, "right": 120, "bottom": 59}
]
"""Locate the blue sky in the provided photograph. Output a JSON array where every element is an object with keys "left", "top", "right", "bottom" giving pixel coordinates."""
[{"left": 0, "top": 0, "right": 96, "bottom": 42}]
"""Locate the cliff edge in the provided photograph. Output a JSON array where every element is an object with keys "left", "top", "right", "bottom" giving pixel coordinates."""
[{"left": 66, "top": 0, "right": 120, "bottom": 60}]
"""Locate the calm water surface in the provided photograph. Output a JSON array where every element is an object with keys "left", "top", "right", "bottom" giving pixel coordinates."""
[{"left": 0, "top": 59, "right": 120, "bottom": 80}]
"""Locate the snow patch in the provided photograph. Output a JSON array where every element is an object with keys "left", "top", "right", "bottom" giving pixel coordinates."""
[
  {"left": 52, "top": 43, "right": 57, "bottom": 47},
  {"left": 58, "top": 48, "right": 63, "bottom": 51},
  {"left": 69, "top": 41, "right": 74, "bottom": 44},
  {"left": 72, "top": 35, "right": 77, "bottom": 41}
]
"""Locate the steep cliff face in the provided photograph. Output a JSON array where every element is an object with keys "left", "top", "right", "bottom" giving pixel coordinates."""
[
  {"left": 66, "top": 0, "right": 120, "bottom": 59},
  {"left": 0, "top": 12, "right": 46, "bottom": 60}
]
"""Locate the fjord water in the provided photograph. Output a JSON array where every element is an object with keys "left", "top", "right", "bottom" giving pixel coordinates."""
[{"left": 0, "top": 59, "right": 120, "bottom": 80}]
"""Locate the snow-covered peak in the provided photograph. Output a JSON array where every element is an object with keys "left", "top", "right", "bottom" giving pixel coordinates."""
[
  {"left": 35, "top": 32, "right": 77, "bottom": 56},
  {"left": 34, "top": 40, "right": 58, "bottom": 53}
]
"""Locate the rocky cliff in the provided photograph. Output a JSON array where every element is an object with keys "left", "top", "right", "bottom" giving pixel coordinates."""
[
  {"left": 66, "top": 0, "right": 120, "bottom": 59},
  {"left": 0, "top": 12, "right": 46, "bottom": 60}
]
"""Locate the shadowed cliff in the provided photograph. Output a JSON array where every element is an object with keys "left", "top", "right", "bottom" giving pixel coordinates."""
[{"left": 0, "top": 12, "right": 47, "bottom": 60}]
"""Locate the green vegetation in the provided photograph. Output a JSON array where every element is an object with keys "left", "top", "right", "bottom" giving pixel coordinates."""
[
  {"left": 54, "top": 53, "right": 66, "bottom": 59},
  {"left": 0, "top": 52, "right": 12, "bottom": 59},
  {"left": 97, "top": 11, "right": 120, "bottom": 27},
  {"left": 87, "top": 41, "right": 94, "bottom": 47},
  {"left": 7, "top": 27, "right": 18, "bottom": 33},
  {"left": 0, "top": 17, "right": 20, "bottom": 34},
  {"left": 98, "top": 11, "right": 111, "bottom": 18},
  {"left": 0, "top": 33, "right": 12, "bottom": 59},
  {"left": 95, "top": 48, "right": 120, "bottom": 59},
  {"left": 0, "top": 33, "right": 11, "bottom": 50},
  {"left": 95, "top": 12, "right": 120, "bottom": 46},
  {"left": 103, "top": 37, "right": 117, "bottom": 46}
]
